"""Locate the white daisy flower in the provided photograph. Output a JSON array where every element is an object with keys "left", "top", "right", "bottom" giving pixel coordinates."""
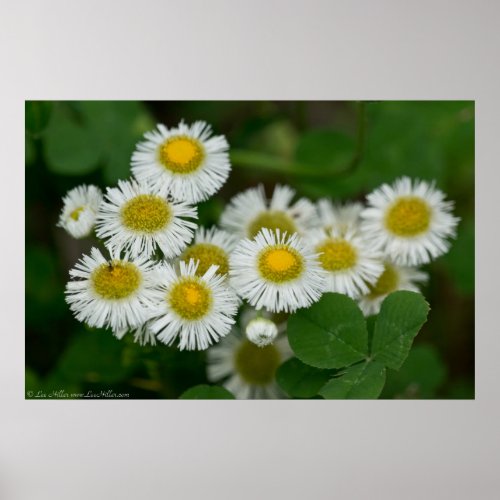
[
  {"left": 230, "top": 228, "right": 326, "bottom": 313},
  {"left": 207, "top": 330, "right": 292, "bottom": 399},
  {"left": 148, "top": 259, "right": 239, "bottom": 351},
  {"left": 220, "top": 184, "right": 319, "bottom": 239},
  {"left": 95, "top": 179, "right": 197, "bottom": 259},
  {"left": 57, "top": 185, "right": 103, "bottom": 238},
  {"left": 131, "top": 120, "right": 231, "bottom": 203},
  {"left": 129, "top": 320, "right": 158, "bottom": 346},
  {"left": 308, "top": 227, "right": 384, "bottom": 298},
  {"left": 358, "top": 262, "right": 428, "bottom": 316},
  {"left": 316, "top": 199, "right": 364, "bottom": 235},
  {"left": 361, "top": 177, "right": 459, "bottom": 265},
  {"left": 65, "top": 247, "right": 160, "bottom": 334},
  {"left": 245, "top": 317, "right": 279, "bottom": 347},
  {"left": 178, "top": 226, "right": 239, "bottom": 278}
]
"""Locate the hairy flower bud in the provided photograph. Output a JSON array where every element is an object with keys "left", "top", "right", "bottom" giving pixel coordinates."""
[{"left": 245, "top": 317, "right": 278, "bottom": 347}]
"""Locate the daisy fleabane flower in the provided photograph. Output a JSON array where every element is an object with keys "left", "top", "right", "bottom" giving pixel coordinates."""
[
  {"left": 57, "top": 185, "right": 103, "bottom": 238},
  {"left": 230, "top": 228, "right": 326, "bottom": 313},
  {"left": 131, "top": 321, "right": 158, "bottom": 346},
  {"left": 316, "top": 199, "right": 364, "bottom": 235},
  {"left": 220, "top": 184, "right": 319, "bottom": 239},
  {"left": 245, "top": 317, "right": 279, "bottom": 347},
  {"left": 361, "top": 177, "right": 459, "bottom": 265},
  {"left": 307, "top": 227, "right": 384, "bottom": 298},
  {"left": 65, "top": 247, "right": 161, "bottom": 335},
  {"left": 358, "top": 261, "right": 428, "bottom": 316},
  {"left": 131, "top": 120, "right": 231, "bottom": 203},
  {"left": 178, "top": 226, "right": 239, "bottom": 278},
  {"left": 147, "top": 259, "right": 239, "bottom": 351},
  {"left": 95, "top": 179, "right": 197, "bottom": 259},
  {"left": 207, "top": 329, "right": 292, "bottom": 399}
]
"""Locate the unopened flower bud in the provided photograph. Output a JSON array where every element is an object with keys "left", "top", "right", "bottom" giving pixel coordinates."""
[{"left": 245, "top": 317, "right": 278, "bottom": 347}]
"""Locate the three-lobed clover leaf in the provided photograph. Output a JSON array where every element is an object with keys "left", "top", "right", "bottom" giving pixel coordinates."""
[
  {"left": 371, "top": 291, "right": 430, "bottom": 370},
  {"left": 287, "top": 293, "right": 368, "bottom": 369},
  {"left": 277, "top": 358, "right": 334, "bottom": 398},
  {"left": 319, "top": 361, "right": 386, "bottom": 399},
  {"left": 287, "top": 291, "right": 430, "bottom": 399}
]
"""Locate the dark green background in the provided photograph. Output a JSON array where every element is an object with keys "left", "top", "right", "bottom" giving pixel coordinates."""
[{"left": 25, "top": 101, "right": 474, "bottom": 399}]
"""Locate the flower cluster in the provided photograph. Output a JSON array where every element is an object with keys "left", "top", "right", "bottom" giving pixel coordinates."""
[
  {"left": 59, "top": 119, "right": 459, "bottom": 397},
  {"left": 61, "top": 120, "right": 238, "bottom": 351}
]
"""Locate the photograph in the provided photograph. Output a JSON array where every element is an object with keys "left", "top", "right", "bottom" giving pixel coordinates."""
[{"left": 25, "top": 100, "right": 474, "bottom": 400}]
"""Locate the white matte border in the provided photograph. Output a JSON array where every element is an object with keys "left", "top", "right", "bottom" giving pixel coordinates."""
[{"left": 2, "top": 1, "right": 498, "bottom": 499}]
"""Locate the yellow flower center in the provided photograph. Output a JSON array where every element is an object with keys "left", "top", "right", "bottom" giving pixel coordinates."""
[
  {"left": 70, "top": 206, "right": 84, "bottom": 221},
  {"left": 234, "top": 340, "right": 281, "bottom": 385},
  {"left": 181, "top": 243, "right": 229, "bottom": 277},
  {"left": 168, "top": 278, "right": 212, "bottom": 320},
  {"left": 91, "top": 261, "right": 141, "bottom": 300},
  {"left": 258, "top": 245, "right": 303, "bottom": 283},
  {"left": 367, "top": 263, "right": 400, "bottom": 298},
  {"left": 248, "top": 210, "right": 297, "bottom": 239},
  {"left": 316, "top": 239, "right": 357, "bottom": 272},
  {"left": 121, "top": 194, "right": 171, "bottom": 233},
  {"left": 159, "top": 136, "right": 205, "bottom": 174},
  {"left": 385, "top": 196, "right": 431, "bottom": 237}
]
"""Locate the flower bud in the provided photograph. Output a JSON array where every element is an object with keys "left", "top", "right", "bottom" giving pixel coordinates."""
[{"left": 245, "top": 317, "right": 278, "bottom": 347}]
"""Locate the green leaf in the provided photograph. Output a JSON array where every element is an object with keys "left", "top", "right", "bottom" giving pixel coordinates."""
[
  {"left": 371, "top": 291, "right": 429, "bottom": 370},
  {"left": 381, "top": 344, "right": 447, "bottom": 399},
  {"left": 366, "top": 314, "right": 376, "bottom": 352},
  {"left": 44, "top": 105, "right": 101, "bottom": 175},
  {"left": 276, "top": 357, "right": 333, "bottom": 398},
  {"left": 179, "top": 385, "right": 235, "bottom": 400},
  {"left": 57, "top": 331, "right": 130, "bottom": 384},
  {"left": 319, "top": 361, "right": 386, "bottom": 399},
  {"left": 297, "top": 101, "right": 473, "bottom": 199},
  {"left": 78, "top": 101, "right": 154, "bottom": 183},
  {"left": 287, "top": 293, "right": 368, "bottom": 369},
  {"left": 361, "top": 102, "right": 447, "bottom": 185},
  {"left": 25, "top": 101, "right": 53, "bottom": 135},
  {"left": 295, "top": 130, "right": 355, "bottom": 172}
]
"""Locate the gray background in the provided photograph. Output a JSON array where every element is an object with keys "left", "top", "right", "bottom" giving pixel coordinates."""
[{"left": 2, "top": 0, "right": 498, "bottom": 498}]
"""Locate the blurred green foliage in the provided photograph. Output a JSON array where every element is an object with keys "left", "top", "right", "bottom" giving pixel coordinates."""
[
  {"left": 25, "top": 100, "right": 474, "bottom": 399},
  {"left": 381, "top": 344, "right": 448, "bottom": 399},
  {"left": 180, "top": 385, "right": 235, "bottom": 399}
]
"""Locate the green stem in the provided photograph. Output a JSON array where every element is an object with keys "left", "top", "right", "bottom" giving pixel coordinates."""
[{"left": 230, "top": 101, "right": 367, "bottom": 178}]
